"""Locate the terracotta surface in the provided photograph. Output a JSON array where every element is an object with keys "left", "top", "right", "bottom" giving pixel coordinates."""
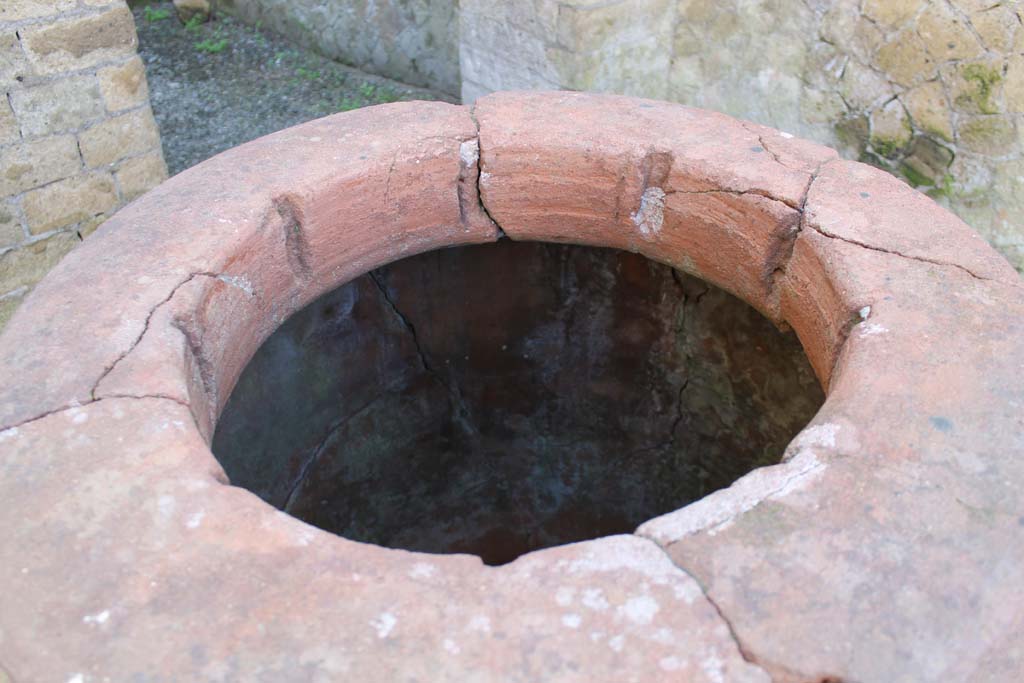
[{"left": 0, "top": 92, "right": 1022, "bottom": 682}]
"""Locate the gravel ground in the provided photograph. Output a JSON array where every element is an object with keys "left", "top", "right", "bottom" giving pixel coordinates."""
[{"left": 133, "top": 1, "right": 453, "bottom": 175}]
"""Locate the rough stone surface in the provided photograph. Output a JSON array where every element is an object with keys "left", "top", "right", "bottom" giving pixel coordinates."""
[
  {"left": 8, "top": 74, "right": 106, "bottom": 138},
  {"left": 18, "top": 4, "right": 137, "bottom": 75},
  {"left": 0, "top": 0, "right": 78, "bottom": 23},
  {"left": 1007, "top": 54, "right": 1024, "bottom": 113},
  {"left": 97, "top": 55, "right": 149, "bottom": 112},
  {"left": 0, "top": 290, "right": 23, "bottom": 328},
  {"left": 0, "top": 93, "right": 1021, "bottom": 682},
  {"left": 902, "top": 79, "right": 954, "bottom": 141},
  {"left": 0, "top": 29, "right": 32, "bottom": 84},
  {"left": 0, "top": 203, "right": 22, "bottom": 248},
  {"left": 0, "top": 231, "right": 79, "bottom": 292},
  {"left": 869, "top": 97, "right": 912, "bottom": 152},
  {"left": 21, "top": 173, "right": 118, "bottom": 235},
  {"left": 0, "top": 0, "right": 168, "bottom": 330},
  {"left": 78, "top": 107, "right": 162, "bottom": 168},
  {"left": 173, "top": 0, "right": 211, "bottom": 23},
  {"left": 0, "top": 136, "right": 81, "bottom": 196},
  {"left": 115, "top": 151, "right": 168, "bottom": 202},
  {"left": 461, "top": 0, "right": 674, "bottom": 101},
  {"left": 0, "top": 99, "right": 17, "bottom": 145}
]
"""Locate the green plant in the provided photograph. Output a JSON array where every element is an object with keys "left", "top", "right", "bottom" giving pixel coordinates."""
[
  {"left": 871, "top": 138, "right": 900, "bottom": 158},
  {"left": 184, "top": 14, "right": 205, "bottom": 33},
  {"left": 337, "top": 97, "right": 360, "bottom": 112},
  {"left": 377, "top": 88, "right": 401, "bottom": 104},
  {"left": 251, "top": 20, "right": 267, "bottom": 45},
  {"left": 926, "top": 173, "right": 956, "bottom": 201},
  {"left": 195, "top": 36, "right": 229, "bottom": 53},
  {"left": 961, "top": 63, "right": 1002, "bottom": 115},
  {"left": 296, "top": 66, "right": 320, "bottom": 81},
  {"left": 143, "top": 5, "right": 171, "bottom": 21},
  {"left": 900, "top": 163, "right": 932, "bottom": 188},
  {"left": 195, "top": 26, "right": 229, "bottom": 54}
]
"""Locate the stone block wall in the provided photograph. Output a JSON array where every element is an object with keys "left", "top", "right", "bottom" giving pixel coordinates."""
[
  {"left": 1, "top": 0, "right": 168, "bottom": 328},
  {"left": 461, "top": 0, "right": 1024, "bottom": 273},
  {"left": 211, "top": 0, "right": 461, "bottom": 96}
]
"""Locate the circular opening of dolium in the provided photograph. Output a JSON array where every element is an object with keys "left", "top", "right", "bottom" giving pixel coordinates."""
[{"left": 212, "top": 241, "right": 824, "bottom": 566}]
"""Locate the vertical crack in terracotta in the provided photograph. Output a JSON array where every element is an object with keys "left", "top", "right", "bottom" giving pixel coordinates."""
[
  {"left": 605, "top": 268, "right": 693, "bottom": 465},
  {"left": 170, "top": 314, "right": 218, "bottom": 429},
  {"left": 368, "top": 269, "right": 478, "bottom": 439},
  {"left": 281, "top": 389, "right": 390, "bottom": 512},
  {"left": 668, "top": 267, "right": 698, "bottom": 449},
  {"left": 613, "top": 377, "right": 690, "bottom": 467},
  {"left": 756, "top": 133, "right": 786, "bottom": 167},
  {"left": 468, "top": 106, "right": 507, "bottom": 240},
  {"left": 763, "top": 161, "right": 828, "bottom": 321},
  {"left": 667, "top": 378, "right": 689, "bottom": 448},
  {"left": 824, "top": 304, "right": 875, "bottom": 387},
  {"left": 762, "top": 211, "right": 803, "bottom": 321},
  {"left": 455, "top": 148, "right": 470, "bottom": 227},
  {"left": 456, "top": 136, "right": 500, "bottom": 238}
]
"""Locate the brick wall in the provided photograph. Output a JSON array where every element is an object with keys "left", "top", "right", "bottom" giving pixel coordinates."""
[{"left": 1, "top": 0, "right": 167, "bottom": 329}]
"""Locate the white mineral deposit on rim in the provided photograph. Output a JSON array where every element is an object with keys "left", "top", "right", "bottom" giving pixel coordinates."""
[
  {"left": 631, "top": 186, "right": 666, "bottom": 236},
  {"left": 636, "top": 439, "right": 832, "bottom": 544},
  {"left": 459, "top": 138, "right": 479, "bottom": 167},
  {"left": 371, "top": 612, "right": 397, "bottom": 639}
]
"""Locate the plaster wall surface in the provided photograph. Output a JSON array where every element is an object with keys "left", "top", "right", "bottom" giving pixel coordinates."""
[{"left": 212, "top": 0, "right": 461, "bottom": 95}]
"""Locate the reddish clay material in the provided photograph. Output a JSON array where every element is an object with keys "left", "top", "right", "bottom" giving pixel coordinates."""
[{"left": 0, "top": 92, "right": 1022, "bottom": 683}]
